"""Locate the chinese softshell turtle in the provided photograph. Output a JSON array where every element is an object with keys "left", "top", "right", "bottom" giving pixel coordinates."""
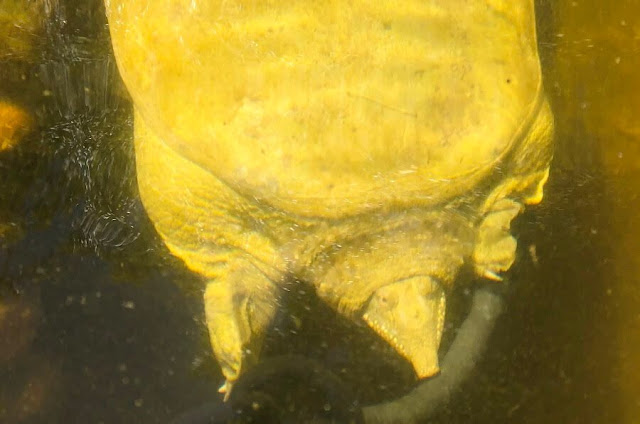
[{"left": 105, "top": 0, "right": 553, "bottom": 396}]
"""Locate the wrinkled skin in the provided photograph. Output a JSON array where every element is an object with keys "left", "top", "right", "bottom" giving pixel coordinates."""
[{"left": 106, "top": 0, "right": 554, "bottom": 396}]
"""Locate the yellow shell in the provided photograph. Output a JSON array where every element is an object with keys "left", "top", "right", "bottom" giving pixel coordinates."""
[{"left": 106, "top": 0, "right": 549, "bottom": 218}]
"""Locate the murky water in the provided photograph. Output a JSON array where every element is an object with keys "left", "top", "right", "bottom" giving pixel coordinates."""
[{"left": 1, "top": 1, "right": 638, "bottom": 423}]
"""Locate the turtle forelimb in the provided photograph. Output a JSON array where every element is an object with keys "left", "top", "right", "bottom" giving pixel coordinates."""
[
  {"left": 473, "top": 198, "right": 523, "bottom": 281},
  {"left": 203, "top": 258, "right": 280, "bottom": 401}
]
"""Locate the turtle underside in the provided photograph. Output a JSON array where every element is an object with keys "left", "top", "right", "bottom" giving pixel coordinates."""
[{"left": 106, "top": 0, "right": 554, "bottom": 396}]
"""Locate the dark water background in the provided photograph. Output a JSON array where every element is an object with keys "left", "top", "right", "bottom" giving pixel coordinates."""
[{"left": 1, "top": 1, "right": 637, "bottom": 423}]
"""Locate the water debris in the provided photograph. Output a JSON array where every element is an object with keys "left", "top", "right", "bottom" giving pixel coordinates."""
[
  {"left": 528, "top": 244, "right": 539, "bottom": 266},
  {"left": 121, "top": 300, "right": 135, "bottom": 310},
  {"left": 78, "top": 208, "right": 140, "bottom": 249}
]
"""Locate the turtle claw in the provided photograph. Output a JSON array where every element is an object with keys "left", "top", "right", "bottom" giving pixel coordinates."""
[{"left": 218, "top": 380, "right": 234, "bottom": 402}]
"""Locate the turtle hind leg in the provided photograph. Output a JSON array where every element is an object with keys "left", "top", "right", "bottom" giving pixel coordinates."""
[{"left": 203, "top": 256, "right": 281, "bottom": 400}]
